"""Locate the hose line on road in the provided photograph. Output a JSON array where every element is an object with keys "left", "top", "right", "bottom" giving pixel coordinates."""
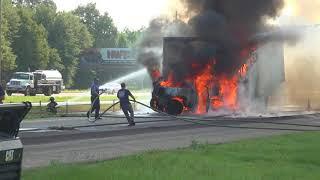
[
  {"left": 87, "top": 91, "right": 120, "bottom": 122},
  {"left": 84, "top": 99, "right": 320, "bottom": 132}
]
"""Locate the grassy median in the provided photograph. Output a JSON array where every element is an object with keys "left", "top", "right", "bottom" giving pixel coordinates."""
[
  {"left": 5, "top": 94, "right": 149, "bottom": 103},
  {"left": 22, "top": 132, "right": 320, "bottom": 180}
]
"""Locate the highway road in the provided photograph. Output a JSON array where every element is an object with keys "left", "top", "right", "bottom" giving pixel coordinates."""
[{"left": 19, "top": 112, "right": 320, "bottom": 169}]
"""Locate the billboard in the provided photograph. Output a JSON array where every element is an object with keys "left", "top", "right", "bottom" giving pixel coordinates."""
[{"left": 100, "top": 48, "right": 136, "bottom": 63}]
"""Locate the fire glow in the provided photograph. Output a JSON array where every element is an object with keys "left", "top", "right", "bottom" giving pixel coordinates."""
[{"left": 153, "top": 47, "right": 255, "bottom": 114}]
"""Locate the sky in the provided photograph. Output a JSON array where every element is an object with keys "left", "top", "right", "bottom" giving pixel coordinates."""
[
  {"left": 53, "top": 0, "right": 316, "bottom": 31},
  {"left": 53, "top": 0, "right": 169, "bottom": 30}
]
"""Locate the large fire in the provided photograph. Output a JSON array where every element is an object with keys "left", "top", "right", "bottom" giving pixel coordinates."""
[{"left": 152, "top": 46, "right": 257, "bottom": 115}]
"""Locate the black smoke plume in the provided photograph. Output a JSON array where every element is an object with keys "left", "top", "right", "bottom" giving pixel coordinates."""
[{"left": 137, "top": 0, "right": 286, "bottom": 80}]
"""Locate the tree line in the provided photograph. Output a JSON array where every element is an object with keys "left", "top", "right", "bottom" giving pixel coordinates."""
[{"left": 1, "top": 0, "right": 142, "bottom": 88}]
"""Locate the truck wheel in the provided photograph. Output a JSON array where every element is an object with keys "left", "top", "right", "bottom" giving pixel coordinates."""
[
  {"left": 6, "top": 91, "right": 12, "bottom": 96},
  {"left": 24, "top": 87, "right": 31, "bottom": 96},
  {"left": 45, "top": 87, "right": 53, "bottom": 96},
  {"left": 56, "top": 86, "right": 61, "bottom": 94},
  {"left": 150, "top": 98, "right": 158, "bottom": 109}
]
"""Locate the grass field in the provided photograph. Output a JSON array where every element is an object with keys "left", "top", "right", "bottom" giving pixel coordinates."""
[
  {"left": 4, "top": 93, "right": 150, "bottom": 103},
  {"left": 3, "top": 91, "right": 151, "bottom": 119},
  {"left": 23, "top": 103, "right": 123, "bottom": 120},
  {"left": 22, "top": 132, "right": 320, "bottom": 180},
  {"left": 4, "top": 96, "right": 74, "bottom": 103}
]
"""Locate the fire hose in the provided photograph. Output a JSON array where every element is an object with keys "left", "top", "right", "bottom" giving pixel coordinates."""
[
  {"left": 87, "top": 91, "right": 120, "bottom": 122},
  {"left": 87, "top": 96, "right": 320, "bottom": 132}
]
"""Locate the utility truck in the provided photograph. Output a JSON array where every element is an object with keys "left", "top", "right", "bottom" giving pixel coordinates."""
[{"left": 6, "top": 70, "right": 64, "bottom": 96}]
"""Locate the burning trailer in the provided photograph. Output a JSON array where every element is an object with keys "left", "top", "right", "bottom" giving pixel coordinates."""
[{"left": 150, "top": 37, "right": 284, "bottom": 115}]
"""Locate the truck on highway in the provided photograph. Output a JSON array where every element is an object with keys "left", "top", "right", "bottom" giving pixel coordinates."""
[{"left": 6, "top": 70, "right": 65, "bottom": 96}]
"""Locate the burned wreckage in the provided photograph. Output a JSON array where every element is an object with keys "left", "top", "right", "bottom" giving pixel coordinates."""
[
  {"left": 139, "top": 0, "right": 288, "bottom": 115},
  {"left": 150, "top": 37, "right": 285, "bottom": 115}
]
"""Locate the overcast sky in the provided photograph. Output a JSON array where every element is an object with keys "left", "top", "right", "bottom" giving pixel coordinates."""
[{"left": 53, "top": 0, "right": 169, "bottom": 30}]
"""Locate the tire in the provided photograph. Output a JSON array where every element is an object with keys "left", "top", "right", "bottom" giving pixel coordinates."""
[
  {"left": 45, "top": 87, "right": 53, "bottom": 96},
  {"left": 167, "top": 99, "right": 184, "bottom": 115},
  {"left": 150, "top": 98, "right": 158, "bottom": 109},
  {"left": 56, "top": 86, "right": 61, "bottom": 94},
  {"left": 6, "top": 91, "right": 12, "bottom": 96},
  {"left": 24, "top": 87, "right": 31, "bottom": 96}
]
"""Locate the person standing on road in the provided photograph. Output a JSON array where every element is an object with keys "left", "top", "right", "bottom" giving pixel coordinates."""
[
  {"left": 87, "top": 78, "right": 101, "bottom": 120},
  {"left": 0, "top": 84, "right": 5, "bottom": 104},
  {"left": 117, "top": 83, "right": 136, "bottom": 126}
]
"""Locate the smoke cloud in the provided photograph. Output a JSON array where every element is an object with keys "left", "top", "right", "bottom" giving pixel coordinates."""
[
  {"left": 137, "top": 0, "right": 288, "bottom": 80},
  {"left": 267, "top": 0, "right": 320, "bottom": 109},
  {"left": 136, "top": 18, "right": 192, "bottom": 80}
]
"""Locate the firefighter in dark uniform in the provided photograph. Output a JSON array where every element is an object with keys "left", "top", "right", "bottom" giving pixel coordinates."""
[
  {"left": 87, "top": 78, "right": 101, "bottom": 120},
  {"left": 0, "top": 84, "right": 5, "bottom": 104},
  {"left": 117, "top": 83, "right": 136, "bottom": 126},
  {"left": 47, "top": 97, "right": 58, "bottom": 114}
]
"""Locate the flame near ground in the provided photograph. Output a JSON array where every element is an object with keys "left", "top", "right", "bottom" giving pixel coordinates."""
[{"left": 154, "top": 45, "right": 257, "bottom": 115}]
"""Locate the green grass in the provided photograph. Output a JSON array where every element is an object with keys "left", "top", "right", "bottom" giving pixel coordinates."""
[
  {"left": 4, "top": 91, "right": 149, "bottom": 119},
  {"left": 22, "top": 132, "right": 320, "bottom": 180},
  {"left": 61, "top": 89, "right": 87, "bottom": 93},
  {"left": 4, "top": 93, "right": 150, "bottom": 103},
  {"left": 4, "top": 96, "right": 73, "bottom": 103},
  {"left": 23, "top": 103, "right": 123, "bottom": 120}
]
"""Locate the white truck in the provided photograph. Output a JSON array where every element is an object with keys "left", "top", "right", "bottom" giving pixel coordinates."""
[{"left": 6, "top": 70, "right": 65, "bottom": 96}]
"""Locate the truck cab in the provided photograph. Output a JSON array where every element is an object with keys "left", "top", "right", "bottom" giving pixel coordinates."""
[
  {"left": 6, "top": 72, "right": 34, "bottom": 96},
  {"left": 6, "top": 70, "right": 64, "bottom": 96}
]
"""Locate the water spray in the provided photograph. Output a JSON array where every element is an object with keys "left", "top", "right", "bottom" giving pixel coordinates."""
[{"left": 71, "top": 68, "right": 148, "bottom": 102}]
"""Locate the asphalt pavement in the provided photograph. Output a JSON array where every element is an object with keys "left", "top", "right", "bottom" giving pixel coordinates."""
[{"left": 19, "top": 112, "right": 320, "bottom": 169}]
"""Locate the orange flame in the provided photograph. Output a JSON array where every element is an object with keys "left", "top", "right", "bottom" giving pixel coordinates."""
[
  {"left": 156, "top": 46, "right": 256, "bottom": 114},
  {"left": 160, "top": 72, "right": 175, "bottom": 87},
  {"left": 218, "top": 76, "right": 238, "bottom": 109},
  {"left": 194, "top": 61, "right": 214, "bottom": 114}
]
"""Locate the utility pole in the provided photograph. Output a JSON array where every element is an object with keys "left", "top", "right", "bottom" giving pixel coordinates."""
[{"left": 0, "top": 0, "right": 2, "bottom": 85}]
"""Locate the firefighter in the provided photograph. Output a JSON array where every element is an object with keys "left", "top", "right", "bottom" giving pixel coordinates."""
[
  {"left": 0, "top": 84, "right": 5, "bottom": 104},
  {"left": 47, "top": 97, "right": 58, "bottom": 114},
  {"left": 117, "top": 83, "right": 136, "bottom": 126},
  {"left": 87, "top": 78, "right": 101, "bottom": 120}
]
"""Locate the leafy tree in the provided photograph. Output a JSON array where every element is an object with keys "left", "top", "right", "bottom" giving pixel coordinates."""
[
  {"left": 124, "top": 28, "right": 143, "bottom": 46},
  {"left": 33, "top": 2, "right": 63, "bottom": 72},
  {"left": 13, "top": 0, "right": 56, "bottom": 8},
  {"left": 3, "top": 0, "right": 21, "bottom": 43},
  {"left": 117, "top": 33, "right": 128, "bottom": 48},
  {"left": 50, "top": 12, "right": 93, "bottom": 87},
  {"left": 33, "top": 2, "right": 56, "bottom": 30},
  {"left": 0, "top": 1, "right": 145, "bottom": 89},
  {"left": 73, "top": 4, "right": 118, "bottom": 48},
  {"left": 94, "top": 13, "right": 118, "bottom": 48},
  {"left": 117, "top": 28, "right": 143, "bottom": 48},
  {"left": 12, "top": 8, "right": 51, "bottom": 71},
  {"left": 47, "top": 48, "right": 64, "bottom": 71},
  {"left": 1, "top": 0, "right": 20, "bottom": 80},
  {"left": 73, "top": 3, "right": 99, "bottom": 35}
]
